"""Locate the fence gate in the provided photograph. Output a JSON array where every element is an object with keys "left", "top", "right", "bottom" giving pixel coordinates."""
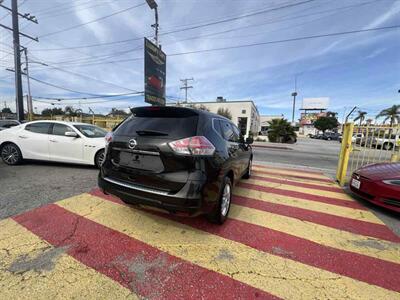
[{"left": 336, "top": 124, "right": 400, "bottom": 185}]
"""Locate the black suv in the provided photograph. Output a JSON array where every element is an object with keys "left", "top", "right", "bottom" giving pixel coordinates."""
[{"left": 99, "top": 106, "right": 253, "bottom": 224}]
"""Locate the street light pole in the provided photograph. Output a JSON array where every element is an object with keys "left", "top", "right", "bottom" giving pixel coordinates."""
[
  {"left": 146, "top": 0, "right": 159, "bottom": 46},
  {"left": 291, "top": 75, "right": 298, "bottom": 124}
]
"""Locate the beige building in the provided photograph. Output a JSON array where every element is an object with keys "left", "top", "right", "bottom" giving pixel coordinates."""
[
  {"left": 170, "top": 97, "right": 260, "bottom": 137},
  {"left": 259, "top": 115, "right": 284, "bottom": 134}
]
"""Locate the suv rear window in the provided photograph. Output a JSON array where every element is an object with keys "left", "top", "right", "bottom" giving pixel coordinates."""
[{"left": 115, "top": 115, "right": 198, "bottom": 138}]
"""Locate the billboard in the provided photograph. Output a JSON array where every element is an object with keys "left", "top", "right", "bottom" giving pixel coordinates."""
[
  {"left": 301, "top": 97, "right": 329, "bottom": 110},
  {"left": 300, "top": 112, "right": 327, "bottom": 126},
  {"left": 144, "top": 38, "right": 166, "bottom": 106}
]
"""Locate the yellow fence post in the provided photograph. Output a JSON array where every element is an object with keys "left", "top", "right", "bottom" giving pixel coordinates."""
[{"left": 336, "top": 123, "right": 354, "bottom": 186}]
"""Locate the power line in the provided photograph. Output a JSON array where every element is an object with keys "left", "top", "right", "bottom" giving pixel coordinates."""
[
  {"left": 34, "top": 92, "right": 143, "bottom": 101},
  {"left": 44, "top": 24, "right": 399, "bottom": 68},
  {"left": 32, "top": 0, "right": 316, "bottom": 51},
  {"left": 38, "top": 2, "right": 146, "bottom": 38}
]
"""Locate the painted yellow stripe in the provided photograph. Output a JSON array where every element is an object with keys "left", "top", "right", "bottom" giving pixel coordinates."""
[
  {"left": 253, "top": 166, "right": 330, "bottom": 180},
  {"left": 253, "top": 170, "right": 339, "bottom": 187},
  {"left": 0, "top": 218, "right": 137, "bottom": 299},
  {"left": 58, "top": 194, "right": 400, "bottom": 299},
  {"left": 229, "top": 204, "right": 400, "bottom": 264},
  {"left": 234, "top": 186, "right": 383, "bottom": 224},
  {"left": 246, "top": 178, "right": 354, "bottom": 201}
]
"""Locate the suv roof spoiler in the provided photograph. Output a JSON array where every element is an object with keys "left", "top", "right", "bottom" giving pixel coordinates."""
[{"left": 131, "top": 106, "right": 199, "bottom": 118}]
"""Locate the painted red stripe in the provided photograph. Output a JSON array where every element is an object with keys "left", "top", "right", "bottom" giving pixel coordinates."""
[
  {"left": 253, "top": 164, "right": 324, "bottom": 175},
  {"left": 238, "top": 182, "right": 366, "bottom": 210},
  {"left": 90, "top": 188, "right": 399, "bottom": 243},
  {"left": 253, "top": 169, "right": 333, "bottom": 183},
  {"left": 233, "top": 195, "right": 400, "bottom": 243},
  {"left": 170, "top": 215, "right": 400, "bottom": 293},
  {"left": 13, "top": 204, "right": 278, "bottom": 300},
  {"left": 251, "top": 175, "right": 344, "bottom": 193},
  {"left": 94, "top": 192, "right": 400, "bottom": 293}
]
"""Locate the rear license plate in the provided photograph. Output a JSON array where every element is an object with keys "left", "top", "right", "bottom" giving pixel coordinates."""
[
  {"left": 351, "top": 178, "right": 361, "bottom": 189},
  {"left": 119, "top": 152, "right": 163, "bottom": 171}
]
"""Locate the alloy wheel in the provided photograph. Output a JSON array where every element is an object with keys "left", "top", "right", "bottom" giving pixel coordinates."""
[
  {"left": 221, "top": 183, "right": 231, "bottom": 216},
  {"left": 1, "top": 145, "right": 19, "bottom": 165}
]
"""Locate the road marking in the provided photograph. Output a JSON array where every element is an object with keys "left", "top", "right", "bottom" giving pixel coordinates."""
[
  {"left": 233, "top": 195, "right": 400, "bottom": 242},
  {"left": 246, "top": 178, "right": 353, "bottom": 202},
  {"left": 0, "top": 218, "right": 137, "bottom": 299},
  {"left": 13, "top": 204, "right": 275, "bottom": 300},
  {"left": 233, "top": 186, "right": 380, "bottom": 222},
  {"left": 229, "top": 204, "right": 400, "bottom": 264},
  {"left": 57, "top": 194, "right": 400, "bottom": 299},
  {"left": 252, "top": 168, "right": 334, "bottom": 183},
  {"left": 253, "top": 164, "right": 324, "bottom": 175},
  {"left": 252, "top": 166, "right": 330, "bottom": 180},
  {"left": 251, "top": 174, "right": 344, "bottom": 193},
  {"left": 159, "top": 207, "right": 400, "bottom": 292}
]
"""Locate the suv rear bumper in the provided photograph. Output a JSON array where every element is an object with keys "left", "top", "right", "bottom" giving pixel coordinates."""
[{"left": 98, "top": 175, "right": 206, "bottom": 215}]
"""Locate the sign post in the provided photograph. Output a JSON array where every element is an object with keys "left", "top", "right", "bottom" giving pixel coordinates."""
[{"left": 144, "top": 38, "right": 166, "bottom": 106}]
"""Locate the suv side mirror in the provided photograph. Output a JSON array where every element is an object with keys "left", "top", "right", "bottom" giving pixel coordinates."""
[
  {"left": 245, "top": 137, "right": 254, "bottom": 144},
  {"left": 65, "top": 131, "right": 79, "bottom": 137}
]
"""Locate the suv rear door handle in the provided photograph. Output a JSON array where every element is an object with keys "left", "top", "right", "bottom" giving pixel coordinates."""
[
  {"left": 49, "top": 139, "right": 57, "bottom": 143},
  {"left": 18, "top": 135, "right": 28, "bottom": 139}
]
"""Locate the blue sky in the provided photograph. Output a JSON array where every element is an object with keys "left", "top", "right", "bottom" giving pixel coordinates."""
[{"left": 0, "top": 0, "right": 399, "bottom": 122}]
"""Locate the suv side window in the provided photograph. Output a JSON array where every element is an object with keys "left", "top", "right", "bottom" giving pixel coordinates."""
[
  {"left": 52, "top": 123, "right": 72, "bottom": 136},
  {"left": 220, "top": 120, "right": 237, "bottom": 142},
  {"left": 231, "top": 124, "right": 241, "bottom": 142},
  {"left": 25, "top": 122, "right": 52, "bottom": 134}
]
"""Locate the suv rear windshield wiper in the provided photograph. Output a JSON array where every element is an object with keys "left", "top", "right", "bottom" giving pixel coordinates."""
[{"left": 136, "top": 130, "right": 168, "bottom": 136}]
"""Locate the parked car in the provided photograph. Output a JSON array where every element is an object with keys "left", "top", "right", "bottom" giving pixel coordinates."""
[
  {"left": 352, "top": 133, "right": 364, "bottom": 144},
  {"left": 322, "top": 132, "right": 341, "bottom": 141},
  {"left": 0, "top": 119, "right": 20, "bottom": 131},
  {"left": 0, "top": 121, "right": 106, "bottom": 167},
  {"left": 350, "top": 163, "right": 400, "bottom": 213},
  {"left": 374, "top": 134, "right": 400, "bottom": 151},
  {"left": 99, "top": 106, "right": 253, "bottom": 224}
]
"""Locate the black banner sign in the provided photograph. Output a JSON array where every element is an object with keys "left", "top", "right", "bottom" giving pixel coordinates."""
[{"left": 144, "top": 38, "right": 166, "bottom": 106}]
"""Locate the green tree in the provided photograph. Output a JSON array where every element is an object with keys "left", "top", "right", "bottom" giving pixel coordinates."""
[
  {"left": 314, "top": 116, "right": 339, "bottom": 133},
  {"left": 267, "top": 119, "right": 297, "bottom": 144},
  {"left": 41, "top": 107, "right": 63, "bottom": 116},
  {"left": 64, "top": 106, "right": 77, "bottom": 116},
  {"left": 109, "top": 107, "right": 128, "bottom": 116},
  {"left": 376, "top": 105, "right": 400, "bottom": 126},
  {"left": 353, "top": 111, "right": 367, "bottom": 126},
  {"left": 1, "top": 107, "right": 12, "bottom": 114},
  {"left": 217, "top": 107, "right": 232, "bottom": 120}
]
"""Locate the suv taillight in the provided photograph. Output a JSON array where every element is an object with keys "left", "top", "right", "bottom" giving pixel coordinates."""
[
  {"left": 105, "top": 132, "right": 113, "bottom": 144},
  {"left": 169, "top": 136, "right": 215, "bottom": 156}
]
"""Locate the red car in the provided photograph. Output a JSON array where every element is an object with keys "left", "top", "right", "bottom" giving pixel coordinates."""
[{"left": 350, "top": 163, "right": 400, "bottom": 213}]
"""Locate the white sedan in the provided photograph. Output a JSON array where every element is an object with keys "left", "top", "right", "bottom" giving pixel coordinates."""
[{"left": 0, "top": 120, "right": 107, "bottom": 167}]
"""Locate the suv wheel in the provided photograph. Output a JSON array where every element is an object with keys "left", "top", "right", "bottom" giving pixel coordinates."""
[
  {"left": 242, "top": 158, "right": 252, "bottom": 179},
  {"left": 207, "top": 176, "right": 232, "bottom": 224},
  {"left": 1, "top": 143, "right": 23, "bottom": 165}
]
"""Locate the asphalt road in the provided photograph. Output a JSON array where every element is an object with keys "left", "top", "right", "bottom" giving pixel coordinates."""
[
  {"left": 253, "top": 137, "right": 340, "bottom": 176},
  {"left": 0, "top": 137, "right": 399, "bottom": 235}
]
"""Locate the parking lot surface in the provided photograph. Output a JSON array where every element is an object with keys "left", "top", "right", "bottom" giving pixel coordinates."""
[{"left": 1, "top": 164, "right": 399, "bottom": 299}]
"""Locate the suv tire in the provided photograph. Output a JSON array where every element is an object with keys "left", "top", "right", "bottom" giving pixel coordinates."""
[
  {"left": 207, "top": 176, "right": 232, "bottom": 224},
  {"left": 242, "top": 158, "right": 252, "bottom": 179}
]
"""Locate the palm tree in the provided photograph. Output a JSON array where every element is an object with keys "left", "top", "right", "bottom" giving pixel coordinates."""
[
  {"left": 267, "top": 119, "right": 297, "bottom": 143},
  {"left": 353, "top": 111, "right": 367, "bottom": 126},
  {"left": 376, "top": 105, "right": 400, "bottom": 126}
]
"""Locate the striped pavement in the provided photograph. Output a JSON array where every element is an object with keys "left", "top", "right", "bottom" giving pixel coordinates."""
[{"left": 1, "top": 164, "right": 400, "bottom": 299}]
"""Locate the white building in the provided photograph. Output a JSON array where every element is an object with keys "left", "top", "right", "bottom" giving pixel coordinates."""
[{"left": 170, "top": 97, "right": 260, "bottom": 137}]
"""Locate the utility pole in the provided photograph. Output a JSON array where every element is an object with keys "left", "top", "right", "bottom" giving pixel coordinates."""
[
  {"left": 1, "top": 0, "right": 38, "bottom": 121},
  {"left": 180, "top": 78, "right": 194, "bottom": 103},
  {"left": 22, "top": 47, "right": 33, "bottom": 120},
  {"left": 11, "top": 0, "right": 23, "bottom": 121},
  {"left": 291, "top": 75, "right": 298, "bottom": 124},
  {"left": 145, "top": 0, "right": 159, "bottom": 46}
]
